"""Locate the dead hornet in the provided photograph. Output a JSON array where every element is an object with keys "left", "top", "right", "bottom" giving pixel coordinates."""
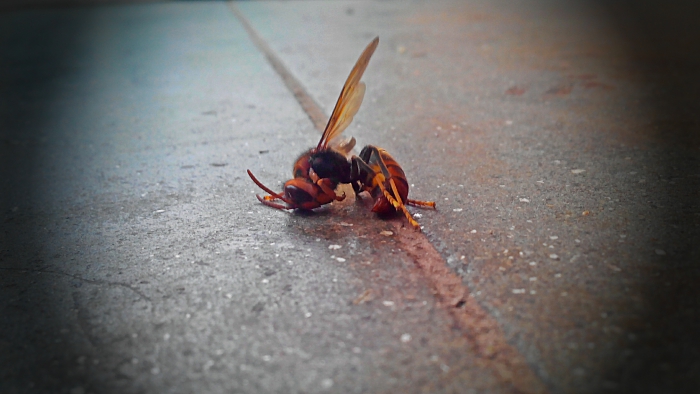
[
  {"left": 247, "top": 37, "right": 379, "bottom": 210},
  {"left": 350, "top": 145, "right": 436, "bottom": 230}
]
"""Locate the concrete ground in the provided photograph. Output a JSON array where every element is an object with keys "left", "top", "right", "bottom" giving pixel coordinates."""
[{"left": 1, "top": 1, "right": 699, "bottom": 393}]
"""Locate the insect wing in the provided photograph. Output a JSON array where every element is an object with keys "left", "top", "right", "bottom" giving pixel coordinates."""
[
  {"left": 324, "top": 82, "right": 365, "bottom": 147},
  {"left": 317, "top": 37, "right": 379, "bottom": 150},
  {"left": 329, "top": 136, "right": 356, "bottom": 157}
]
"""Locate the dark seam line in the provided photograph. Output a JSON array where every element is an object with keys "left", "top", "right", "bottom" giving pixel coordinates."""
[{"left": 228, "top": 2, "right": 328, "bottom": 133}]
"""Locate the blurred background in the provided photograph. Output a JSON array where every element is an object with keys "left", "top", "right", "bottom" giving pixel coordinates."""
[{"left": 1, "top": 1, "right": 698, "bottom": 393}]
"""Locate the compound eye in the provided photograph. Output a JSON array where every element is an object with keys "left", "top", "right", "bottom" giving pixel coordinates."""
[{"left": 285, "top": 185, "right": 313, "bottom": 204}]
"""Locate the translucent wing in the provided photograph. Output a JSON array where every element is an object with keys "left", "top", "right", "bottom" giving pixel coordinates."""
[
  {"left": 329, "top": 136, "right": 356, "bottom": 157},
  {"left": 324, "top": 82, "right": 365, "bottom": 146},
  {"left": 317, "top": 37, "right": 379, "bottom": 150}
]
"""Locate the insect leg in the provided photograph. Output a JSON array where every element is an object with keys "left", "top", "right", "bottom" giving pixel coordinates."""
[
  {"left": 407, "top": 199, "right": 436, "bottom": 208},
  {"left": 388, "top": 178, "right": 421, "bottom": 229},
  {"left": 371, "top": 174, "right": 420, "bottom": 229},
  {"left": 316, "top": 178, "right": 346, "bottom": 201},
  {"left": 350, "top": 155, "right": 377, "bottom": 194},
  {"left": 255, "top": 194, "right": 292, "bottom": 210}
]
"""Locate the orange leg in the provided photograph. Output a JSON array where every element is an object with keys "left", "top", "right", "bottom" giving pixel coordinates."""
[
  {"left": 255, "top": 194, "right": 292, "bottom": 210},
  {"left": 388, "top": 178, "right": 421, "bottom": 229},
  {"left": 372, "top": 176, "right": 421, "bottom": 229},
  {"left": 407, "top": 198, "right": 436, "bottom": 208},
  {"left": 310, "top": 168, "right": 345, "bottom": 201},
  {"left": 316, "top": 178, "right": 345, "bottom": 201}
]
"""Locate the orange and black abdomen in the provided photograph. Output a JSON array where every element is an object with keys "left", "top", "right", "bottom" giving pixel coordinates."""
[{"left": 358, "top": 146, "right": 410, "bottom": 214}]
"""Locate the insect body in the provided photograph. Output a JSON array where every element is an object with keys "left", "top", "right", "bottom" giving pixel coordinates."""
[
  {"left": 247, "top": 37, "right": 379, "bottom": 210},
  {"left": 350, "top": 145, "right": 436, "bottom": 229}
]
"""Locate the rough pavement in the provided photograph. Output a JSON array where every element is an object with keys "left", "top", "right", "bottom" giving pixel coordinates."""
[{"left": 1, "top": 1, "right": 699, "bottom": 393}]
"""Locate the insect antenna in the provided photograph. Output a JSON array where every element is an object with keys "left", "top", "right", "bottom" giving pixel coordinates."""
[{"left": 247, "top": 169, "right": 289, "bottom": 202}]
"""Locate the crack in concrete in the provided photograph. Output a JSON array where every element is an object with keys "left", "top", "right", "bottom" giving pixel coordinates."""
[
  {"left": 0, "top": 266, "right": 151, "bottom": 303},
  {"left": 393, "top": 225, "right": 547, "bottom": 393}
]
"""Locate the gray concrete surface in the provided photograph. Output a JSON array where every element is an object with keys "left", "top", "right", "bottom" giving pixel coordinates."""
[{"left": 1, "top": 1, "right": 699, "bottom": 393}]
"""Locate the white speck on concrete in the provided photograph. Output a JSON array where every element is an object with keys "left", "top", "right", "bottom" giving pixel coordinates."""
[{"left": 321, "top": 378, "right": 334, "bottom": 389}]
